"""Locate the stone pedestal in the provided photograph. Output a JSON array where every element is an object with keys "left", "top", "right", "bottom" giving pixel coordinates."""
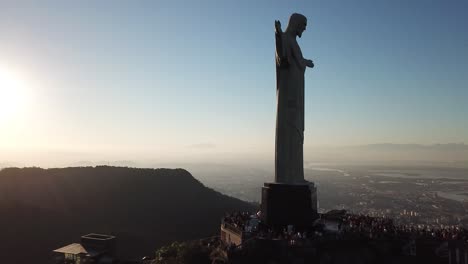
[{"left": 261, "top": 182, "right": 318, "bottom": 228}]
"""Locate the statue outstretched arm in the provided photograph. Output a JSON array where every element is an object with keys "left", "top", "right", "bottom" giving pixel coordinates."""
[
  {"left": 275, "top": 20, "right": 282, "bottom": 34},
  {"left": 275, "top": 20, "right": 290, "bottom": 67}
]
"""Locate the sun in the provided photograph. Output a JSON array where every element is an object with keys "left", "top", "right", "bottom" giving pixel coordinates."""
[{"left": 0, "top": 67, "right": 28, "bottom": 122}]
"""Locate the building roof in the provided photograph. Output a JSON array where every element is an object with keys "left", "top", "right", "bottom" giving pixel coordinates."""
[
  {"left": 82, "top": 233, "right": 116, "bottom": 241},
  {"left": 53, "top": 243, "right": 88, "bottom": 255}
]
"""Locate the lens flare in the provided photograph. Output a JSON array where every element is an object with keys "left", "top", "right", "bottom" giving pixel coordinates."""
[{"left": 0, "top": 67, "right": 28, "bottom": 122}]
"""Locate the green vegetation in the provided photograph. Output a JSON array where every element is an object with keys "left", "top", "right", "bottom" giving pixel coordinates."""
[{"left": 154, "top": 241, "right": 212, "bottom": 264}]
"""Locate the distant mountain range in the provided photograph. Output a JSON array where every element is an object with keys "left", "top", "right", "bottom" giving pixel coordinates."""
[
  {"left": 0, "top": 166, "right": 254, "bottom": 264},
  {"left": 2, "top": 143, "right": 467, "bottom": 169},
  {"left": 352, "top": 143, "right": 468, "bottom": 151},
  {"left": 305, "top": 143, "right": 468, "bottom": 165}
]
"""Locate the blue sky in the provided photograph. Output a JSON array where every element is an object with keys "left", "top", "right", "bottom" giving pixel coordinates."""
[{"left": 0, "top": 0, "right": 467, "bottom": 165}]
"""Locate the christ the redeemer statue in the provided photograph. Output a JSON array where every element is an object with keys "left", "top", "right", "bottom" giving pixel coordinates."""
[
  {"left": 260, "top": 13, "right": 317, "bottom": 227},
  {"left": 275, "top": 13, "right": 314, "bottom": 184}
]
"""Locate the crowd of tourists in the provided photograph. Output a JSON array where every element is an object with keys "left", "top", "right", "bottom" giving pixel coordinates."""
[
  {"left": 339, "top": 214, "right": 468, "bottom": 242},
  {"left": 222, "top": 211, "right": 253, "bottom": 232},
  {"left": 222, "top": 211, "right": 468, "bottom": 245}
]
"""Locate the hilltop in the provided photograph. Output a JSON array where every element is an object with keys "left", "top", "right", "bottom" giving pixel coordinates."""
[{"left": 0, "top": 166, "right": 254, "bottom": 264}]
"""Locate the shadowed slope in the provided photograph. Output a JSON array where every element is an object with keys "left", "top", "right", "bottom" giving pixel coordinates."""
[{"left": 0, "top": 166, "right": 255, "bottom": 264}]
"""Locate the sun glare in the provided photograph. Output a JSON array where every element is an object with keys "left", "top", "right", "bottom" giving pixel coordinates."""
[{"left": 0, "top": 67, "right": 28, "bottom": 122}]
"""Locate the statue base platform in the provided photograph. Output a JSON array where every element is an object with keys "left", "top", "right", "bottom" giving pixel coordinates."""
[{"left": 261, "top": 182, "right": 318, "bottom": 228}]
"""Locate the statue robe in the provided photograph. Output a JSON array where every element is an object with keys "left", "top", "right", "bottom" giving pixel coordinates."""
[{"left": 275, "top": 31, "right": 307, "bottom": 184}]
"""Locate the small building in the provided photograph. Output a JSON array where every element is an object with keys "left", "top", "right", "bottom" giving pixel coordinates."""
[
  {"left": 220, "top": 222, "right": 244, "bottom": 246},
  {"left": 52, "top": 233, "right": 116, "bottom": 264},
  {"left": 220, "top": 212, "right": 258, "bottom": 247}
]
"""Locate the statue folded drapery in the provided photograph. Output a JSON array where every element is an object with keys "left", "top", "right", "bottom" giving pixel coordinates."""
[{"left": 275, "top": 13, "right": 314, "bottom": 184}]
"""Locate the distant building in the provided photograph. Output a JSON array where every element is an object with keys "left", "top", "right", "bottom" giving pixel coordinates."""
[{"left": 52, "top": 233, "right": 116, "bottom": 264}]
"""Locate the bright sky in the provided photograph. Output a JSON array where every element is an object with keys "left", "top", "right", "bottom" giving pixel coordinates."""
[{"left": 0, "top": 0, "right": 467, "bottom": 166}]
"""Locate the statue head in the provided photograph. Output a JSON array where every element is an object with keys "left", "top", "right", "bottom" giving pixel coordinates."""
[{"left": 286, "top": 13, "right": 307, "bottom": 38}]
